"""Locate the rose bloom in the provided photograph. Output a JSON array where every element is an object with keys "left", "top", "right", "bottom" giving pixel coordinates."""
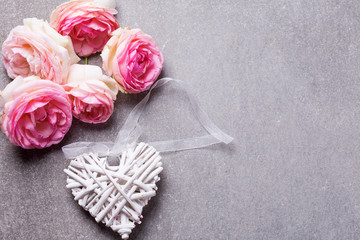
[
  {"left": 2, "top": 18, "right": 80, "bottom": 84},
  {"left": 63, "top": 64, "right": 118, "bottom": 124},
  {"left": 101, "top": 28, "right": 164, "bottom": 94},
  {"left": 0, "top": 76, "right": 73, "bottom": 149},
  {"left": 50, "top": 0, "right": 119, "bottom": 57}
]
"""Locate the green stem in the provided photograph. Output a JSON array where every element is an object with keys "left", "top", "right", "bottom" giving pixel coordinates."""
[{"left": 85, "top": 57, "right": 88, "bottom": 65}]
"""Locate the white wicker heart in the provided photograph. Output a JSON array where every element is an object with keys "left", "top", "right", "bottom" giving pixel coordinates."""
[{"left": 64, "top": 142, "right": 163, "bottom": 239}]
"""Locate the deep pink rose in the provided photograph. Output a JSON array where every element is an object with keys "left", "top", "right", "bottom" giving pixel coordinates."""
[
  {"left": 2, "top": 18, "right": 80, "bottom": 84},
  {"left": 101, "top": 28, "right": 164, "bottom": 93},
  {"left": 50, "top": 0, "right": 120, "bottom": 57},
  {"left": 63, "top": 64, "right": 118, "bottom": 124},
  {"left": 0, "top": 76, "right": 73, "bottom": 149}
]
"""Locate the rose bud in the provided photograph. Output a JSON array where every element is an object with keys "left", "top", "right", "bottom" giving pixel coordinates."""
[{"left": 101, "top": 28, "right": 164, "bottom": 94}]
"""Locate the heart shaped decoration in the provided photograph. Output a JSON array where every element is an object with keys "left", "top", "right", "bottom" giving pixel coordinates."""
[{"left": 64, "top": 142, "right": 163, "bottom": 239}]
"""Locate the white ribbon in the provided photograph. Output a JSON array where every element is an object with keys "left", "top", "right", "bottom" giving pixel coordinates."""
[{"left": 62, "top": 78, "right": 233, "bottom": 159}]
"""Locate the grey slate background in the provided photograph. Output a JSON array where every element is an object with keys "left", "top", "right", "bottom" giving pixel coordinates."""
[{"left": 1, "top": 0, "right": 360, "bottom": 239}]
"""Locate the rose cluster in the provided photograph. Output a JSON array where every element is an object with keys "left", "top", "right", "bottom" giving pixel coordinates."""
[{"left": 0, "top": 0, "right": 163, "bottom": 149}]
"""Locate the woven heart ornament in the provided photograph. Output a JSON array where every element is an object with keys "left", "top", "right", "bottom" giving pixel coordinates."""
[
  {"left": 62, "top": 78, "right": 233, "bottom": 239},
  {"left": 64, "top": 142, "right": 162, "bottom": 239}
]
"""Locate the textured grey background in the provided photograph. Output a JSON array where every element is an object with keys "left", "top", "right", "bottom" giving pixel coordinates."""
[{"left": 1, "top": 0, "right": 360, "bottom": 239}]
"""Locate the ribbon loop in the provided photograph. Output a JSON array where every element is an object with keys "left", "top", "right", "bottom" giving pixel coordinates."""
[{"left": 62, "top": 78, "right": 233, "bottom": 158}]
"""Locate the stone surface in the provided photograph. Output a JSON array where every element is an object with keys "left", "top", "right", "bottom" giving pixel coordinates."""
[{"left": 1, "top": 0, "right": 360, "bottom": 239}]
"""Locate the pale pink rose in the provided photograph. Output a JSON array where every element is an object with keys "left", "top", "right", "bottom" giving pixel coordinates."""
[
  {"left": 2, "top": 18, "right": 80, "bottom": 84},
  {"left": 50, "top": 0, "right": 120, "bottom": 57},
  {"left": 0, "top": 76, "right": 73, "bottom": 149},
  {"left": 63, "top": 64, "right": 118, "bottom": 124},
  {"left": 101, "top": 28, "right": 164, "bottom": 93}
]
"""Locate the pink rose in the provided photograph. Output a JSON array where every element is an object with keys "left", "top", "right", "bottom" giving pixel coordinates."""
[
  {"left": 2, "top": 18, "right": 80, "bottom": 84},
  {"left": 101, "top": 28, "right": 164, "bottom": 93},
  {"left": 63, "top": 64, "right": 118, "bottom": 124},
  {"left": 0, "top": 76, "right": 73, "bottom": 149},
  {"left": 50, "top": 0, "right": 120, "bottom": 57}
]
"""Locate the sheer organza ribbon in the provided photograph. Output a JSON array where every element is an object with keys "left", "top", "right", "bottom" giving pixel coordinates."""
[{"left": 62, "top": 78, "right": 233, "bottom": 159}]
